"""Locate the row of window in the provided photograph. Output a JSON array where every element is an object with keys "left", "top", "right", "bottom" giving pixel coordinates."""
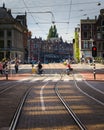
[
  {"left": 0, "top": 40, "right": 12, "bottom": 48},
  {"left": 82, "top": 31, "right": 104, "bottom": 39},
  {"left": 82, "top": 41, "right": 104, "bottom": 50},
  {"left": 0, "top": 30, "right": 12, "bottom": 38},
  {"left": 82, "top": 20, "right": 104, "bottom": 30}
]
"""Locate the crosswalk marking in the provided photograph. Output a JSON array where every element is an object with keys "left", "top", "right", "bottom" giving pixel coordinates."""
[
  {"left": 18, "top": 76, "right": 73, "bottom": 83},
  {"left": 30, "top": 78, "right": 41, "bottom": 82}
]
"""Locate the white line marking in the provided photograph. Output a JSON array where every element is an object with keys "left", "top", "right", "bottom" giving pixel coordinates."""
[
  {"left": 84, "top": 79, "right": 104, "bottom": 95},
  {"left": 73, "top": 75, "right": 104, "bottom": 106},
  {"left": 40, "top": 81, "right": 49, "bottom": 111}
]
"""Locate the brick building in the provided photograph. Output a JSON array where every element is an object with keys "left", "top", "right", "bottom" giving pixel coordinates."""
[
  {"left": 28, "top": 37, "right": 73, "bottom": 63},
  {"left": 79, "top": 9, "right": 104, "bottom": 60}
]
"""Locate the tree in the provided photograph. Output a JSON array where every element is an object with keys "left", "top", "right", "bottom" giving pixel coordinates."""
[{"left": 47, "top": 25, "right": 58, "bottom": 39}]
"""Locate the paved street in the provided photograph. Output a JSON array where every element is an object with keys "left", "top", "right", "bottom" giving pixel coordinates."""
[
  {"left": 0, "top": 63, "right": 103, "bottom": 81},
  {"left": 0, "top": 63, "right": 104, "bottom": 130}
]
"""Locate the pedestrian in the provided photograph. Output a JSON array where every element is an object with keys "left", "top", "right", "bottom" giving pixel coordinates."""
[
  {"left": 14, "top": 62, "right": 19, "bottom": 73},
  {"left": 5, "top": 65, "right": 8, "bottom": 80},
  {"left": 2, "top": 61, "right": 7, "bottom": 75},
  {"left": 37, "top": 61, "right": 43, "bottom": 74}
]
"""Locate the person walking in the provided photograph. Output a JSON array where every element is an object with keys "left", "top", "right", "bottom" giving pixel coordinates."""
[
  {"left": 14, "top": 62, "right": 19, "bottom": 73},
  {"left": 5, "top": 65, "right": 9, "bottom": 80}
]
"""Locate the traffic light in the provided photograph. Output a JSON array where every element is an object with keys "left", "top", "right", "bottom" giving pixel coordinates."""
[{"left": 92, "top": 46, "right": 97, "bottom": 57}]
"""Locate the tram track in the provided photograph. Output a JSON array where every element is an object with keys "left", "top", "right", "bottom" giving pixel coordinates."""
[
  {"left": 9, "top": 73, "right": 87, "bottom": 130},
  {"left": 54, "top": 76, "right": 87, "bottom": 130},
  {"left": 55, "top": 71, "right": 104, "bottom": 130},
  {"left": 0, "top": 64, "right": 103, "bottom": 130},
  {"left": 0, "top": 74, "right": 49, "bottom": 96},
  {"left": 0, "top": 75, "right": 46, "bottom": 129},
  {"left": 9, "top": 76, "right": 57, "bottom": 130},
  {"left": 8, "top": 70, "right": 104, "bottom": 130}
]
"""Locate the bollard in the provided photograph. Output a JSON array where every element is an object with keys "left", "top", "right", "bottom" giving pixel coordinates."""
[{"left": 93, "top": 59, "right": 96, "bottom": 80}]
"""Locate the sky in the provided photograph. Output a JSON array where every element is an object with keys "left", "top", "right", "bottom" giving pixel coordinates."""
[{"left": 0, "top": 0, "right": 104, "bottom": 42}]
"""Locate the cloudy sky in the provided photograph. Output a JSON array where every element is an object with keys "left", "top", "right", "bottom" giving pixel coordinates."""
[{"left": 0, "top": 0, "right": 104, "bottom": 42}]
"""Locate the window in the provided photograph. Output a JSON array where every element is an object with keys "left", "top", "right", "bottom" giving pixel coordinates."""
[
  {"left": 89, "top": 42, "right": 92, "bottom": 49},
  {"left": 97, "top": 27, "right": 100, "bottom": 31},
  {"left": 83, "top": 25, "right": 88, "bottom": 30},
  {"left": 0, "top": 30, "right": 4, "bottom": 37},
  {"left": 102, "top": 20, "right": 104, "bottom": 26},
  {"left": 83, "top": 32, "right": 88, "bottom": 38},
  {"left": 0, "top": 40, "right": 4, "bottom": 48},
  {"left": 97, "top": 33, "right": 101, "bottom": 39},
  {"left": 0, "top": 52, "right": 4, "bottom": 60},
  {"left": 83, "top": 41, "right": 88, "bottom": 49},
  {"left": 7, "top": 40, "right": 11, "bottom": 48},
  {"left": 7, "top": 30, "right": 11, "bottom": 37},
  {"left": 103, "top": 42, "right": 104, "bottom": 50},
  {"left": 102, "top": 27, "right": 104, "bottom": 31},
  {"left": 6, "top": 51, "right": 10, "bottom": 59},
  {"left": 98, "top": 43, "right": 101, "bottom": 51},
  {"left": 102, "top": 34, "right": 104, "bottom": 39}
]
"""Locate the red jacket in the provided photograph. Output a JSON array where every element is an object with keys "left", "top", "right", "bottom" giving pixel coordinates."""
[
  {"left": 67, "top": 64, "right": 71, "bottom": 69},
  {"left": 0, "top": 63, "right": 3, "bottom": 70}
]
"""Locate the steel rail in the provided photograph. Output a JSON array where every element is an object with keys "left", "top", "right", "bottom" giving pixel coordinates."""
[
  {"left": 0, "top": 76, "right": 34, "bottom": 95},
  {"left": 8, "top": 76, "right": 51, "bottom": 130},
  {"left": 9, "top": 87, "right": 32, "bottom": 130},
  {"left": 54, "top": 76, "right": 87, "bottom": 130}
]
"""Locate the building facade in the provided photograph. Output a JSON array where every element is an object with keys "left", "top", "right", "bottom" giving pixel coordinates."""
[
  {"left": 79, "top": 9, "right": 104, "bottom": 60},
  {"left": 28, "top": 37, "right": 73, "bottom": 63},
  {"left": 80, "top": 18, "right": 97, "bottom": 59},
  {"left": 96, "top": 9, "right": 104, "bottom": 58},
  {"left": 0, "top": 4, "right": 28, "bottom": 62}
]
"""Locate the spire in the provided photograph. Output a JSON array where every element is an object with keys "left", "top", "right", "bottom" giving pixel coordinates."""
[{"left": 3, "top": 2, "right": 5, "bottom": 8}]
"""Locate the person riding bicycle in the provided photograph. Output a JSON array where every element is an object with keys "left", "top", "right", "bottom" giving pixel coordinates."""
[
  {"left": 66, "top": 63, "right": 73, "bottom": 75},
  {"left": 37, "top": 61, "right": 43, "bottom": 74}
]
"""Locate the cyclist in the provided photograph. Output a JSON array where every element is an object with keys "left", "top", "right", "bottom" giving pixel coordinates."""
[{"left": 37, "top": 61, "right": 43, "bottom": 74}]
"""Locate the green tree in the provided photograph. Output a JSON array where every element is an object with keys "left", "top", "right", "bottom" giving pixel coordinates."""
[{"left": 47, "top": 25, "right": 58, "bottom": 39}]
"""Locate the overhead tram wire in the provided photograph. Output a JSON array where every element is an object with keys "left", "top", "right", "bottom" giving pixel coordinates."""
[
  {"left": 66, "top": 0, "right": 72, "bottom": 34},
  {"left": 22, "top": 0, "right": 45, "bottom": 34},
  {"left": 12, "top": 1, "right": 103, "bottom": 10},
  {"left": 13, "top": 11, "right": 55, "bottom": 25},
  {"left": 27, "top": 11, "right": 55, "bottom": 24}
]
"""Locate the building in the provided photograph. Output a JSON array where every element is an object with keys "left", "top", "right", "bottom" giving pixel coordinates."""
[
  {"left": 96, "top": 9, "right": 104, "bottom": 58},
  {"left": 79, "top": 9, "right": 104, "bottom": 60},
  {"left": 0, "top": 4, "right": 28, "bottom": 62},
  {"left": 80, "top": 17, "right": 97, "bottom": 59},
  {"left": 28, "top": 37, "right": 73, "bottom": 63}
]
